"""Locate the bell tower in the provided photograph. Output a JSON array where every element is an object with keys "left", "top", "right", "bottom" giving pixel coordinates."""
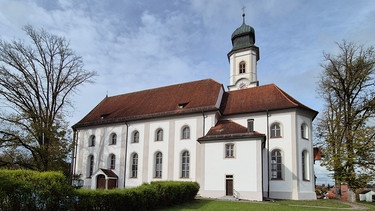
[{"left": 227, "top": 11, "right": 260, "bottom": 91}]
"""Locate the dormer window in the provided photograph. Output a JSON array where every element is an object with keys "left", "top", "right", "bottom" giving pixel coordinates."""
[
  {"left": 239, "top": 61, "right": 246, "bottom": 74},
  {"left": 100, "top": 113, "right": 110, "bottom": 119},
  {"left": 178, "top": 102, "right": 189, "bottom": 109}
]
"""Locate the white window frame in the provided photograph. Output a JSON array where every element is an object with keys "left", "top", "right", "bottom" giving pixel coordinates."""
[
  {"left": 225, "top": 143, "right": 235, "bottom": 158},
  {"left": 154, "top": 152, "right": 162, "bottom": 178},
  {"left": 108, "top": 154, "right": 115, "bottom": 169},
  {"left": 181, "top": 151, "right": 190, "bottom": 178},
  {"left": 132, "top": 131, "right": 139, "bottom": 143},
  {"left": 270, "top": 123, "right": 281, "bottom": 138},
  {"left": 155, "top": 129, "right": 163, "bottom": 141},
  {"left": 181, "top": 126, "right": 190, "bottom": 139},
  {"left": 271, "top": 149, "right": 282, "bottom": 180},
  {"left": 110, "top": 133, "right": 117, "bottom": 145},
  {"left": 131, "top": 153, "right": 138, "bottom": 178}
]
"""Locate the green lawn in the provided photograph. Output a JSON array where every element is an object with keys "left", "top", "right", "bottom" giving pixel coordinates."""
[{"left": 159, "top": 199, "right": 374, "bottom": 211}]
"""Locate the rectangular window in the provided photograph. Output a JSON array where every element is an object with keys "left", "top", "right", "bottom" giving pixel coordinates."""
[
  {"left": 302, "top": 151, "right": 310, "bottom": 181},
  {"left": 131, "top": 154, "right": 138, "bottom": 178},
  {"left": 247, "top": 119, "right": 254, "bottom": 133},
  {"left": 156, "top": 129, "right": 163, "bottom": 141},
  {"left": 155, "top": 152, "right": 162, "bottom": 178},
  {"left": 271, "top": 150, "right": 282, "bottom": 179},
  {"left": 270, "top": 124, "right": 281, "bottom": 138},
  {"left": 301, "top": 124, "right": 309, "bottom": 139},
  {"left": 110, "top": 155, "right": 115, "bottom": 169},
  {"left": 89, "top": 156, "right": 94, "bottom": 177},
  {"left": 225, "top": 144, "right": 235, "bottom": 158},
  {"left": 181, "top": 151, "right": 190, "bottom": 178}
]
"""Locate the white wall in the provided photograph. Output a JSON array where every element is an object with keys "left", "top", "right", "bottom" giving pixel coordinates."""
[
  {"left": 74, "top": 111, "right": 219, "bottom": 189},
  {"left": 75, "top": 124, "right": 126, "bottom": 189},
  {"left": 74, "top": 108, "right": 316, "bottom": 200},
  {"left": 200, "top": 139, "right": 263, "bottom": 201},
  {"left": 221, "top": 108, "right": 316, "bottom": 200}
]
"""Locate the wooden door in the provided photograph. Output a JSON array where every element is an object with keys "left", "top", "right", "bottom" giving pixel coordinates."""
[
  {"left": 226, "top": 179, "right": 233, "bottom": 196},
  {"left": 107, "top": 179, "right": 117, "bottom": 189},
  {"left": 96, "top": 174, "right": 106, "bottom": 189}
]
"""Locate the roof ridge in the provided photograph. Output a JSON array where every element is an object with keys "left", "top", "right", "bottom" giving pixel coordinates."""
[
  {"left": 107, "top": 78, "right": 221, "bottom": 98},
  {"left": 272, "top": 84, "right": 299, "bottom": 107},
  {"left": 272, "top": 84, "right": 318, "bottom": 117}
]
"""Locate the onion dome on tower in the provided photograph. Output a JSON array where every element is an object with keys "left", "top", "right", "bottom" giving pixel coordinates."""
[
  {"left": 227, "top": 11, "right": 260, "bottom": 90},
  {"left": 228, "top": 13, "right": 259, "bottom": 61},
  {"left": 230, "top": 13, "right": 256, "bottom": 52}
]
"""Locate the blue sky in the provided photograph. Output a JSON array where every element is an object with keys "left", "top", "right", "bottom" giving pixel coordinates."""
[{"left": 1, "top": 0, "right": 375, "bottom": 185}]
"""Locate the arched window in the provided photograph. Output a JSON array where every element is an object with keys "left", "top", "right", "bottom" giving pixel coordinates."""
[
  {"left": 155, "top": 129, "right": 163, "bottom": 141},
  {"left": 154, "top": 152, "right": 162, "bottom": 178},
  {"left": 181, "top": 126, "right": 190, "bottom": 139},
  {"left": 132, "top": 131, "right": 139, "bottom": 143},
  {"left": 89, "top": 135, "right": 95, "bottom": 147},
  {"left": 302, "top": 150, "right": 310, "bottom": 181},
  {"left": 271, "top": 150, "right": 282, "bottom": 179},
  {"left": 88, "top": 155, "right": 94, "bottom": 177},
  {"left": 239, "top": 61, "right": 246, "bottom": 74},
  {"left": 301, "top": 123, "right": 309, "bottom": 139},
  {"left": 110, "top": 133, "right": 117, "bottom": 145},
  {"left": 270, "top": 123, "right": 281, "bottom": 138},
  {"left": 181, "top": 151, "right": 190, "bottom": 178},
  {"left": 109, "top": 154, "right": 116, "bottom": 169},
  {"left": 225, "top": 143, "right": 235, "bottom": 158},
  {"left": 131, "top": 153, "right": 138, "bottom": 178}
]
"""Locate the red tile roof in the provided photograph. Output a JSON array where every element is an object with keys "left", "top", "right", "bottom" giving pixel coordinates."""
[
  {"left": 198, "top": 120, "right": 265, "bottom": 141},
  {"left": 220, "top": 84, "right": 318, "bottom": 116},
  {"left": 100, "top": 169, "right": 118, "bottom": 178},
  {"left": 73, "top": 79, "right": 223, "bottom": 128},
  {"left": 314, "top": 147, "right": 323, "bottom": 161},
  {"left": 73, "top": 80, "right": 318, "bottom": 129}
]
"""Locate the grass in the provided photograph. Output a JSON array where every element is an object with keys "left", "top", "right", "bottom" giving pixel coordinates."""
[{"left": 159, "top": 198, "right": 373, "bottom": 211}]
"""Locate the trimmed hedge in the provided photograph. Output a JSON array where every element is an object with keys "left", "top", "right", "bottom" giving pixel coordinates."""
[
  {"left": 0, "top": 169, "right": 75, "bottom": 210},
  {"left": 0, "top": 170, "right": 200, "bottom": 210},
  {"left": 75, "top": 181, "right": 200, "bottom": 210}
]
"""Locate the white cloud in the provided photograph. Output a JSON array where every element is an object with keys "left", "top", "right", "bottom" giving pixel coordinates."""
[{"left": 315, "top": 161, "right": 334, "bottom": 186}]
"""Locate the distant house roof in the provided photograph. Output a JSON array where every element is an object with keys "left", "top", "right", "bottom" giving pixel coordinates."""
[
  {"left": 359, "top": 190, "right": 372, "bottom": 194},
  {"left": 220, "top": 84, "right": 318, "bottom": 117},
  {"left": 198, "top": 120, "right": 265, "bottom": 142},
  {"left": 314, "top": 147, "right": 323, "bottom": 161},
  {"left": 73, "top": 79, "right": 223, "bottom": 128}
]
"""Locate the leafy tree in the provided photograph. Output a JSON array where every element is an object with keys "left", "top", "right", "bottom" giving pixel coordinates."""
[
  {"left": 316, "top": 41, "right": 375, "bottom": 198},
  {"left": 0, "top": 25, "right": 96, "bottom": 171}
]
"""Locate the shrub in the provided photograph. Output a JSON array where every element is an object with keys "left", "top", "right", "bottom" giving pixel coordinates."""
[
  {"left": 0, "top": 169, "right": 75, "bottom": 210},
  {"left": 0, "top": 170, "right": 200, "bottom": 211},
  {"left": 150, "top": 181, "right": 199, "bottom": 205},
  {"left": 75, "top": 181, "right": 200, "bottom": 210}
]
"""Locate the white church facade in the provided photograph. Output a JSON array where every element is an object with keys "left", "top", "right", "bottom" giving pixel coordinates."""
[{"left": 72, "top": 14, "right": 318, "bottom": 201}]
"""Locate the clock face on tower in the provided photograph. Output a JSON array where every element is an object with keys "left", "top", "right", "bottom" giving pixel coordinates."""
[{"left": 236, "top": 78, "right": 250, "bottom": 89}]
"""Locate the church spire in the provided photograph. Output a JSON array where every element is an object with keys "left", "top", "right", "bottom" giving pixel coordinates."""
[{"left": 227, "top": 8, "right": 260, "bottom": 91}]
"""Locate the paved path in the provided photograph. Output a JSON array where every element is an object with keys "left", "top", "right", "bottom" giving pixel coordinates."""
[
  {"left": 287, "top": 201, "right": 370, "bottom": 210},
  {"left": 339, "top": 201, "right": 369, "bottom": 210}
]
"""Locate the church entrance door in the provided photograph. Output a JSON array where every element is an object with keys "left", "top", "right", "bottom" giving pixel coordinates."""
[
  {"left": 226, "top": 175, "right": 233, "bottom": 196},
  {"left": 96, "top": 174, "right": 106, "bottom": 189}
]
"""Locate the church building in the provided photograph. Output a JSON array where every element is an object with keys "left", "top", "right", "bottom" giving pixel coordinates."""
[{"left": 72, "top": 13, "right": 318, "bottom": 201}]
